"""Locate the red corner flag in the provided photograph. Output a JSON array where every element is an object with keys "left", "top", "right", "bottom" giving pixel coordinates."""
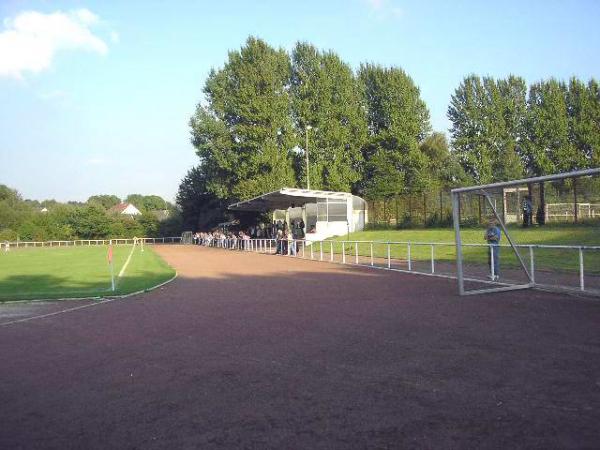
[{"left": 107, "top": 245, "right": 113, "bottom": 264}]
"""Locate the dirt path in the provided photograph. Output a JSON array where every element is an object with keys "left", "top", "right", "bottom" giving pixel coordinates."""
[{"left": 1, "top": 245, "right": 599, "bottom": 449}]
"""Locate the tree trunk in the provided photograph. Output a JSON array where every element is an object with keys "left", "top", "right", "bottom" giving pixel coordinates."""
[{"left": 538, "top": 182, "right": 546, "bottom": 225}]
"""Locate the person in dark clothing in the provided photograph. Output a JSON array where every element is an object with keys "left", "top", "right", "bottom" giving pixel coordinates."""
[{"left": 522, "top": 195, "right": 533, "bottom": 227}]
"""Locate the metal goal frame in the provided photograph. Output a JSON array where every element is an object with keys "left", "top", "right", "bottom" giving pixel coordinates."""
[{"left": 451, "top": 168, "right": 600, "bottom": 296}]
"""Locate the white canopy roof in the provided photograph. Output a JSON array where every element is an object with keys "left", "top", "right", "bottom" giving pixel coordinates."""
[{"left": 228, "top": 188, "right": 353, "bottom": 212}]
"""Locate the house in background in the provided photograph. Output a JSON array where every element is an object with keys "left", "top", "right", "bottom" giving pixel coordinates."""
[{"left": 110, "top": 203, "right": 142, "bottom": 216}]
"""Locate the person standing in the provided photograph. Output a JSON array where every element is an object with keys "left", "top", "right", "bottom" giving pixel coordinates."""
[
  {"left": 484, "top": 218, "right": 501, "bottom": 281},
  {"left": 522, "top": 195, "right": 533, "bottom": 227}
]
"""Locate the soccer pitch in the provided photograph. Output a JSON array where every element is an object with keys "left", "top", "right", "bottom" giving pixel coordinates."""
[{"left": 0, "top": 245, "right": 176, "bottom": 301}]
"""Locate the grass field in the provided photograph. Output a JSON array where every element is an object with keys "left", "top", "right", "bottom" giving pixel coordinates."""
[
  {"left": 0, "top": 244, "right": 175, "bottom": 301},
  {"left": 326, "top": 225, "right": 600, "bottom": 273}
]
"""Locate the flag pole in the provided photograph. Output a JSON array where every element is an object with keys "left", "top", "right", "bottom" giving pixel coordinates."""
[{"left": 109, "top": 240, "right": 115, "bottom": 292}]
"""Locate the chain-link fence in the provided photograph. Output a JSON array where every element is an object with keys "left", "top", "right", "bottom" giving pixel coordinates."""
[
  {"left": 366, "top": 190, "right": 454, "bottom": 228},
  {"left": 366, "top": 178, "right": 600, "bottom": 229}
]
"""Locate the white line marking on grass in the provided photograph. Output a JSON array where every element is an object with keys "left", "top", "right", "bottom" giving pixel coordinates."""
[{"left": 118, "top": 241, "right": 137, "bottom": 278}]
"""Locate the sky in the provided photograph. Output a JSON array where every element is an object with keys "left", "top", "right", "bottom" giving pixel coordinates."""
[{"left": 1, "top": 0, "right": 599, "bottom": 203}]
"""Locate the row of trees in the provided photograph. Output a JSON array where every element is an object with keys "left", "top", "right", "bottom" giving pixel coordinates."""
[
  {"left": 0, "top": 186, "right": 182, "bottom": 241},
  {"left": 449, "top": 75, "right": 600, "bottom": 184},
  {"left": 180, "top": 37, "right": 466, "bottom": 228},
  {"left": 179, "top": 37, "right": 599, "bottom": 230}
]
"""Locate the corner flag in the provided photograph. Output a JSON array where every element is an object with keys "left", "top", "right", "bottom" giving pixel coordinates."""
[{"left": 108, "top": 244, "right": 115, "bottom": 292}]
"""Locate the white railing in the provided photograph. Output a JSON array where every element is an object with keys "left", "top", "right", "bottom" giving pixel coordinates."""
[
  {"left": 205, "top": 238, "right": 600, "bottom": 296},
  {"left": 0, "top": 236, "right": 183, "bottom": 250}
]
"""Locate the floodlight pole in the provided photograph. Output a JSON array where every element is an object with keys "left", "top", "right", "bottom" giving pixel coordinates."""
[{"left": 305, "top": 125, "right": 312, "bottom": 190}]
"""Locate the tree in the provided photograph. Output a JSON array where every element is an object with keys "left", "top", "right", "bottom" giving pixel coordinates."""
[
  {"left": 523, "top": 79, "right": 575, "bottom": 175},
  {"left": 190, "top": 37, "right": 297, "bottom": 201},
  {"left": 566, "top": 77, "right": 600, "bottom": 168},
  {"left": 176, "top": 165, "right": 227, "bottom": 230},
  {"left": 87, "top": 195, "right": 121, "bottom": 210},
  {"left": 290, "top": 42, "right": 366, "bottom": 191},
  {"left": 125, "top": 194, "right": 167, "bottom": 211},
  {"left": 68, "top": 205, "right": 114, "bottom": 239},
  {"left": 419, "top": 132, "right": 469, "bottom": 189},
  {"left": 448, "top": 75, "right": 526, "bottom": 184},
  {"left": 358, "top": 64, "right": 431, "bottom": 197}
]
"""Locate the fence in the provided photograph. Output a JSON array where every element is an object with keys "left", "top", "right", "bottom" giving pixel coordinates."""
[
  {"left": 368, "top": 180, "right": 600, "bottom": 227},
  {"left": 0, "top": 236, "right": 183, "bottom": 250},
  {"left": 207, "top": 238, "right": 600, "bottom": 297},
  {"left": 367, "top": 190, "right": 453, "bottom": 228}
]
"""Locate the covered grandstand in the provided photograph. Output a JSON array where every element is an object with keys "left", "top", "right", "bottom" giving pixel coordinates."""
[{"left": 228, "top": 188, "right": 368, "bottom": 241}]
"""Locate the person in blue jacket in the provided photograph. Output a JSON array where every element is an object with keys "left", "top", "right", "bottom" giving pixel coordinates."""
[{"left": 484, "top": 218, "right": 501, "bottom": 281}]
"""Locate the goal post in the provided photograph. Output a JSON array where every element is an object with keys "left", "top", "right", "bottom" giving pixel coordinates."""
[{"left": 452, "top": 168, "right": 600, "bottom": 296}]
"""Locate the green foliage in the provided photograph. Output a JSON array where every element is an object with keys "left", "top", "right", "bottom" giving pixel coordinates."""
[
  {"left": 448, "top": 75, "right": 526, "bottom": 183},
  {"left": 176, "top": 165, "right": 226, "bottom": 230},
  {"left": 419, "top": 132, "right": 469, "bottom": 188},
  {"left": 358, "top": 64, "right": 431, "bottom": 197},
  {"left": 69, "top": 205, "right": 114, "bottom": 239},
  {"left": 0, "top": 184, "right": 175, "bottom": 241},
  {"left": 87, "top": 194, "right": 121, "bottom": 210},
  {"left": 191, "top": 37, "right": 297, "bottom": 201},
  {"left": 125, "top": 194, "right": 168, "bottom": 211},
  {"left": 450, "top": 75, "right": 599, "bottom": 182},
  {"left": 290, "top": 42, "right": 367, "bottom": 191}
]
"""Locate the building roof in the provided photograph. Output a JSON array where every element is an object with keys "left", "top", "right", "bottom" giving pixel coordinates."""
[
  {"left": 110, "top": 203, "right": 130, "bottom": 213},
  {"left": 110, "top": 203, "right": 141, "bottom": 214},
  {"left": 228, "top": 188, "right": 354, "bottom": 212}
]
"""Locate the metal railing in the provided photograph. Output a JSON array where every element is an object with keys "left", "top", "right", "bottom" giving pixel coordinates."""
[
  {"left": 0, "top": 236, "right": 183, "bottom": 250},
  {"left": 209, "top": 238, "right": 599, "bottom": 296}
]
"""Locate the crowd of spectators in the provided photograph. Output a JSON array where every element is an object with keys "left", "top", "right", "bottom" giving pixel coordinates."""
[{"left": 192, "top": 219, "right": 315, "bottom": 255}]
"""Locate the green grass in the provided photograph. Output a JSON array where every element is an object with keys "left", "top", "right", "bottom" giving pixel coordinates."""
[
  {"left": 325, "top": 225, "right": 600, "bottom": 273},
  {"left": 0, "top": 245, "right": 175, "bottom": 301}
]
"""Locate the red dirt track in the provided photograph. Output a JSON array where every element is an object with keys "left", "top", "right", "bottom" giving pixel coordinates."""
[{"left": 1, "top": 245, "right": 599, "bottom": 449}]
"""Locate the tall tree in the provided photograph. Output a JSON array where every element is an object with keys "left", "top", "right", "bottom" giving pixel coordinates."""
[
  {"left": 523, "top": 79, "right": 575, "bottom": 175},
  {"left": 358, "top": 64, "right": 431, "bottom": 197},
  {"left": 448, "top": 75, "right": 526, "bottom": 184},
  {"left": 190, "top": 37, "right": 297, "bottom": 201},
  {"left": 566, "top": 77, "right": 600, "bottom": 168},
  {"left": 290, "top": 42, "right": 366, "bottom": 191}
]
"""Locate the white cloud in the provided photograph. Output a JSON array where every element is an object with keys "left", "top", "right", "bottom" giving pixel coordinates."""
[{"left": 0, "top": 9, "right": 110, "bottom": 79}]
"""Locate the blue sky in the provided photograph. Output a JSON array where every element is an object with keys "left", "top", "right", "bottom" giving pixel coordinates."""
[{"left": 1, "top": 0, "right": 599, "bottom": 202}]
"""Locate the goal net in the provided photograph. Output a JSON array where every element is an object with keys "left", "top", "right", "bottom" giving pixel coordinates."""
[{"left": 451, "top": 168, "right": 600, "bottom": 296}]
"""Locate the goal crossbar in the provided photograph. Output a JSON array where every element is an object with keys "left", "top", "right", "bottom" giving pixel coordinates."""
[{"left": 451, "top": 168, "right": 600, "bottom": 195}]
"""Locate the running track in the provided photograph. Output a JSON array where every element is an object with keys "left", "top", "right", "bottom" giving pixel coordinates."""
[{"left": 1, "top": 245, "right": 599, "bottom": 449}]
